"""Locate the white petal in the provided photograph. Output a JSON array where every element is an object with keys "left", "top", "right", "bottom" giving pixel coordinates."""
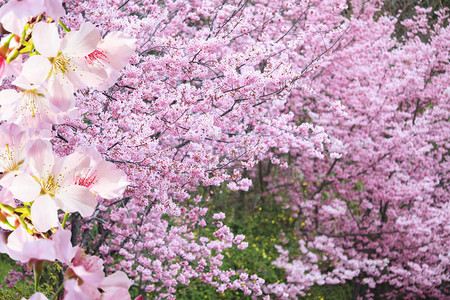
[
  {"left": 52, "top": 228, "right": 77, "bottom": 264},
  {"left": 100, "top": 271, "right": 133, "bottom": 289},
  {"left": 28, "top": 292, "right": 51, "bottom": 300},
  {"left": 68, "top": 58, "right": 108, "bottom": 89},
  {"left": 92, "top": 161, "right": 129, "bottom": 199},
  {"left": 61, "top": 22, "right": 100, "bottom": 58},
  {"left": 0, "top": 89, "right": 20, "bottom": 106},
  {"left": 55, "top": 185, "right": 97, "bottom": 217},
  {"left": 0, "top": 0, "right": 45, "bottom": 35},
  {"left": 20, "top": 55, "right": 52, "bottom": 85},
  {"left": 28, "top": 139, "right": 55, "bottom": 177},
  {"left": 100, "top": 31, "right": 136, "bottom": 70},
  {"left": 48, "top": 73, "right": 75, "bottom": 111},
  {"left": 43, "top": 0, "right": 65, "bottom": 20},
  {"left": 31, "top": 194, "right": 59, "bottom": 232},
  {"left": 0, "top": 173, "right": 41, "bottom": 203},
  {"left": 33, "top": 22, "right": 61, "bottom": 58},
  {"left": 0, "top": 13, "right": 29, "bottom": 36},
  {"left": 53, "top": 152, "right": 90, "bottom": 186}
]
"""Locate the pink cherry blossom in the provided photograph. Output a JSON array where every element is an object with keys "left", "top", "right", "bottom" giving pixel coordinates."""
[
  {"left": 0, "top": 76, "right": 58, "bottom": 129},
  {"left": 63, "top": 278, "right": 101, "bottom": 300},
  {"left": 21, "top": 292, "right": 49, "bottom": 300},
  {"left": 0, "top": 122, "right": 28, "bottom": 173},
  {"left": 1, "top": 225, "right": 55, "bottom": 263},
  {"left": 0, "top": 0, "right": 45, "bottom": 35},
  {"left": 0, "top": 187, "right": 16, "bottom": 208},
  {"left": 0, "top": 35, "right": 22, "bottom": 83},
  {"left": 1, "top": 139, "right": 96, "bottom": 232},
  {"left": 0, "top": 226, "right": 76, "bottom": 264},
  {"left": 67, "top": 248, "right": 105, "bottom": 287},
  {"left": 0, "top": 0, "right": 448, "bottom": 299},
  {"left": 0, "top": 0, "right": 64, "bottom": 35},
  {"left": 72, "top": 147, "right": 129, "bottom": 199},
  {"left": 64, "top": 248, "right": 132, "bottom": 300},
  {"left": 22, "top": 22, "right": 103, "bottom": 111},
  {"left": 83, "top": 31, "right": 136, "bottom": 90},
  {"left": 99, "top": 271, "right": 134, "bottom": 300}
]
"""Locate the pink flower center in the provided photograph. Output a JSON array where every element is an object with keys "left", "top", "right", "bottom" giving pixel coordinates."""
[
  {"left": 0, "top": 58, "right": 5, "bottom": 78},
  {"left": 85, "top": 49, "right": 110, "bottom": 66},
  {"left": 75, "top": 171, "right": 97, "bottom": 188},
  {"left": 75, "top": 252, "right": 102, "bottom": 271}
]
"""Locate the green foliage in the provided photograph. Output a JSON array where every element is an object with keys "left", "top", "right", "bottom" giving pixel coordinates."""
[
  {"left": 0, "top": 253, "right": 62, "bottom": 300},
  {"left": 0, "top": 254, "right": 34, "bottom": 300},
  {"left": 172, "top": 184, "right": 353, "bottom": 299}
]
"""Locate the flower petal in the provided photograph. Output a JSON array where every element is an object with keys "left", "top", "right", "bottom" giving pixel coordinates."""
[
  {"left": 31, "top": 194, "right": 59, "bottom": 232},
  {"left": 20, "top": 55, "right": 52, "bottom": 85},
  {"left": 23, "top": 292, "right": 50, "bottom": 300},
  {"left": 55, "top": 185, "right": 97, "bottom": 217},
  {"left": 100, "top": 31, "right": 136, "bottom": 70},
  {"left": 63, "top": 279, "right": 101, "bottom": 300},
  {"left": 61, "top": 22, "right": 100, "bottom": 58},
  {"left": 43, "top": 0, "right": 65, "bottom": 20},
  {"left": 0, "top": 172, "right": 41, "bottom": 203},
  {"left": 68, "top": 58, "right": 108, "bottom": 89},
  {"left": 101, "top": 271, "right": 133, "bottom": 289},
  {"left": 7, "top": 225, "right": 55, "bottom": 262},
  {"left": 53, "top": 151, "right": 90, "bottom": 187},
  {"left": 99, "top": 271, "right": 133, "bottom": 300},
  {"left": 0, "top": 88, "right": 20, "bottom": 103},
  {"left": 33, "top": 22, "right": 60, "bottom": 58},
  {"left": 52, "top": 228, "right": 77, "bottom": 264},
  {"left": 48, "top": 73, "right": 75, "bottom": 111},
  {"left": 92, "top": 160, "right": 129, "bottom": 199},
  {"left": 28, "top": 139, "right": 55, "bottom": 177},
  {"left": 0, "top": 0, "right": 45, "bottom": 35}
]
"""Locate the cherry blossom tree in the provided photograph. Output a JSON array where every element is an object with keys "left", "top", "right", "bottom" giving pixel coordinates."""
[{"left": 0, "top": 0, "right": 448, "bottom": 299}]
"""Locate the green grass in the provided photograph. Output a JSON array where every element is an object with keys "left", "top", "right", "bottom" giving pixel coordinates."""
[
  {"left": 0, "top": 253, "right": 60, "bottom": 300},
  {"left": 170, "top": 185, "right": 352, "bottom": 299}
]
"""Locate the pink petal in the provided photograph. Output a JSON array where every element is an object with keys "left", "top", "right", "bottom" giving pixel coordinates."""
[
  {"left": 63, "top": 279, "right": 101, "bottom": 300},
  {"left": 92, "top": 160, "right": 129, "bottom": 199},
  {"left": 0, "top": 0, "right": 45, "bottom": 35},
  {"left": 48, "top": 73, "right": 75, "bottom": 111},
  {"left": 100, "top": 31, "right": 136, "bottom": 70},
  {"left": 20, "top": 55, "right": 52, "bottom": 85},
  {"left": 55, "top": 185, "right": 97, "bottom": 217},
  {"left": 52, "top": 228, "right": 77, "bottom": 264},
  {"left": 32, "top": 22, "right": 61, "bottom": 58},
  {"left": 23, "top": 292, "right": 50, "bottom": 300},
  {"left": 52, "top": 152, "right": 89, "bottom": 187},
  {"left": 31, "top": 194, "right": 59, "bottom": 232},
  {"left": 0, "top": 231, "right": 8, "bottom": 254},
  {"left": 43, "top": 0, "right": 65, "bottom": 20},
  {"left": 100, "top": 271, "right": 133, "bottom": 300},
  {"left": 7, "top": 226, "right": 55, "bottom": 263},
  {"left": 101, "top": 271, "right": 133, "bottom": 289},
  {"left": 70, "top": 249, "right": 105, "bottom": 286},
  {"left": 0, "top": 89, "right": 20, "bottom": 124},
  {"left": 61, "top": 22, "right": 100, "bottom": 58},
  {"left": 0, "top": 88, "right": 20, "bottom": 104},
  {"left": 68, "top": 58, "right": 108, "bottom": 89},
  {"left": 0, "top": 172, "right": 41, "bottom": 203},
  {"left": 28, "top": 139, "right": 55, "bottom": 177},
  {"left": 0, "top": 58, "right": 22, "bottom": 85},
  {"left": 101, "top": 288, "right": 132, "bottom": 300},
  {"left": 0, "top": 187, "right": 17, "bottom": 207}
]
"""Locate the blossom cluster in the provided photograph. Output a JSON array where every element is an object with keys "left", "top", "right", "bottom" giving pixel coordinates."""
[{"left": 0, "top": 0, "right": 135, "bottom": 299}]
